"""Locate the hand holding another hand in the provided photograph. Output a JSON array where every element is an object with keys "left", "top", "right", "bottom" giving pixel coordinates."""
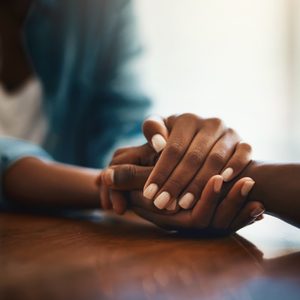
[{"left": 96, "top": 114, "right": 264, "bottom": 234}]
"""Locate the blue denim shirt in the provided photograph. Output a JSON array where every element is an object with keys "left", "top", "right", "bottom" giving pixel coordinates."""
[{"left": 0, "top": 0, "right": 150, "bottom": 205}]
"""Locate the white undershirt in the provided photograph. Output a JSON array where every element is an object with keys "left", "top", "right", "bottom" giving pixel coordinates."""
[{"left": 0, "top": 78, "right": 48, "bottom": 145}]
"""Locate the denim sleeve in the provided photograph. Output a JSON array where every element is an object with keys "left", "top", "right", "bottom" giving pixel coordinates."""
[
  {"left": 82, "top": 0, "right": 151, "bottom": 167},
  {"left": 0, "top": 137, "right": 53, "bottom": 207}
]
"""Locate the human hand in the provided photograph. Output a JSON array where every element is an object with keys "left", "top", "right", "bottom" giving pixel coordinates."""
[
  {"left": 141, "top": 114, "right": 252, "bottom": 211},
  {"left": 99, "top": 114, "right": 253, "bottom": 213},
  {"left": 96, "top": 143, "right": 157, "bottom": 214},
  {"left": 98, "top": 160, "right": 265, "bottom": 234},
  {"left": 130, "top": 175, "right": 264, "bottom": 234}
]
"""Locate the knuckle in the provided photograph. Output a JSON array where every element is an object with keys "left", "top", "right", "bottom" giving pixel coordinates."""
[
  {"left": 179, "top": 113, "right": 198, "bottom": 121},
  {"left": 113, "top": 147, "right": 126, "bottom": 156},
  {"left": 231, "top": 156, "right": 245, "bottom": 168},
  {"left": 226, "top": 127, "right": 239, "bottom": 138},
  {"left": 226, "top": 127, "right": 235, "bottom": 135},
  {"left": 166, "top": 142, "right": 185, "bottom": 159},
  {"left": 115, "top": 165, "right": 136, "bottom": 185},
  {"left": 152, "top": 170, "right": 168, "bottom": 185},
  {"left": 206, "top": 117, "right": 225, "bottom": 130},
  {"left": 238, "top": 142, "right": 252, "bottom": 153},
  {"left": 208, "top": 151, "right": 226, "bottom": 168},
  {"left": 185, "top": 150, "right": 204, "bottom": 166},
  {"left": 187, "top": 179, "right": 206, "bottom": 198},
  {"left": 164, "top": 177, "right": 184, "bottom": 194}
]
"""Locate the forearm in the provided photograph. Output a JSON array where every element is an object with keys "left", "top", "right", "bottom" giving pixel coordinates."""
[
  {"left": 3, "top": 157, "right": 100, "bottom": 209},
  {"left": 244, "top": 161, "right": 300, "bottom": 226}
]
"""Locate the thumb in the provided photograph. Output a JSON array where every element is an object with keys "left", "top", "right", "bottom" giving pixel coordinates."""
[
  {"left": 101, "top": 164, "right": 153, "bottom": 190},
  {"left": 143, "top": 116, "right": 168, "bottom": 153}
]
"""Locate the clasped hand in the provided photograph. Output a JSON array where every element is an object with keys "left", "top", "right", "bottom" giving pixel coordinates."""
[{"left": 96, "top": 114, "right": 264, "bottom": 234}]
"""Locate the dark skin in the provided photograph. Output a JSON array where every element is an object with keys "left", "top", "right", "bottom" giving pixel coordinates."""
[
  {"left": 1, "top": 0, "right": 262, "bottom": 234},
  {"left": 97, "top": 118, "right": 300, "bottom": 231},
  {"left": 100, "top": 156, "right": 300, "bottom": 231},
  {"left": 2, "top": 0, "right": 296, "bottom": 235}
]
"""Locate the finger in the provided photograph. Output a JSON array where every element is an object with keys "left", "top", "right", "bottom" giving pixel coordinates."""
[
  {"left": 132, "top": 205, "right": 190, "bottom": 231},
  {"left": 220, "top": 142, "right": 252, "bottom": 182},
  {"left": 143, "top": 114, "right": 202, "bottom": 203},
  {"left": 151, "top": 118, "right": 225, "bottom": 210},
  {"left": 178, "top": 129, "right": 238, "bottom": 210},
  {"left": 95, "top": 171, "right": 102, "bottom": 185},
  {"left": 143, "top": 116, "right": 168, "bottom": 153},
  {"left": 112, "top": 146, "right": 131, "bottom": 158},
  {"left": 130, "top": 191, "right": 178, "bottom": 214},
  {"left": 230, "top": 201, "right": 265, "bottom": 232},
  {"left": 190, "top": 175, "right": 224, "bottom": 228},
  {"left": 102, "top": 165, "right": 153, "bottom": 190},
  {"left": 110, "top": 144, "right": 157, "bottom": 167},
  {"left": 132, "top": 206, "right": 173, "bottom": 230},
  {"left": 212, "top": 177, "right": 255, "bottom": 229},
  {"left": 110, "top": 190, "right": 128, "bottom": 215},
  {"left": 99, "top": 181, "right": 112, "bottom": 210}
]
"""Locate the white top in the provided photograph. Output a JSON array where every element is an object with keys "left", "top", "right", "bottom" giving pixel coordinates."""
[{"left": 0, "top": 79, "right": 48, "bottom": 145}]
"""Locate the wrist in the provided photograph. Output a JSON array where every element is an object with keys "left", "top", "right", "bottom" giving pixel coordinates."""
[
  {"left": 241, "top": 160, "right": 268, "bottom": 205},
  {"left": 242, "top": 161, "right": 300, "bottom": 225}
]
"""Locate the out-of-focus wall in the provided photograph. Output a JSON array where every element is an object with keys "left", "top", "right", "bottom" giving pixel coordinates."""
[
  {"left": 289, "top": 0, "right": 300, "bottom": 160},
  {"left": 135, "top": 0, "right": 299, "bottom": 161}
]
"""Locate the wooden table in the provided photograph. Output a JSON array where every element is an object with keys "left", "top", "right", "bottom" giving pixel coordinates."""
[{"left": 1, "top": 211, "right": 299, "bottom": 300}]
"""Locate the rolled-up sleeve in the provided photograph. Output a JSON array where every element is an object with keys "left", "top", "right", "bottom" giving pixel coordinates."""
[{"left": 0, "top": 137, "right": 53, "bottom": 206}]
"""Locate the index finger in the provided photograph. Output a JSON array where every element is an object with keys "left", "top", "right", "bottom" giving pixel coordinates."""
[
  {"left": 143, "top": 114, "right": 201, "bottom": 200},
  {"left": 101, "top": 165, "right": 152, "bottom": 190},
  {"left": 143, "top": 115, "right": 169, "bottom": 153}
]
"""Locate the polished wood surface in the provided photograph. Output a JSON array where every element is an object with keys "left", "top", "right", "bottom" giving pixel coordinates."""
[{"left": 1, "top": 211, "right": 300, "bottom": 300}]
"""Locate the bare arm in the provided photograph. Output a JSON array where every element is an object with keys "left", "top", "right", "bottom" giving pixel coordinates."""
[
  {"left": 3, "top": 158, "right": 100, "bottom": 209},
  {"left": 245, "top": 161, "right": 300, "bottom": 226},
  {"left": 100, "top": 159, "right": 300, "bottom": 227}
]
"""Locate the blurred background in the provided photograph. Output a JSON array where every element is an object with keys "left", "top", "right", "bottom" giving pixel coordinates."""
[{"left": 134, "top": 0, "right": 300, "bottom": 162}]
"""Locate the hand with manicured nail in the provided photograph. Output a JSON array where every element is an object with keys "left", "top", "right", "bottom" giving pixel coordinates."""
[
  {"left": 97, "top": 113, "right": 256, "bottom": 216},
  {"left": 97, "top": 159, "right": 266, "bottom": 234},
  {"left": 96, "top": 143, "right": 158, "bottom": 214},
  {"left": 130, "top": 175, "right": 265, "bottom": 234},
  {"left": 95, "top": 113, "right": 263, "bottom": 233},
  {"left": 142, "top": 114, "right": 253, "bottom": 212}
]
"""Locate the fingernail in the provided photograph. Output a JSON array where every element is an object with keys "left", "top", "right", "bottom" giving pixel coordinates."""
[
  {"left": 213, "top": 176, "right": 223, "bottom": 193},
  {"left": 143, "top": 183, "right": 159, "bottom": 199},
  {"left": 151, "top": 134, "right": 167, "bottom": 153},
  {"left": 241, "top": 180, "right": 255, "bottom": 197},
  {"left": 251, "top": 207, "right": 265, "bottom": 218},
  {"left": 154, "top": 191, "right": 171, "bottom": 209},
  {"left": 221, "top": 167, "right": 233, "bottom": 182},
  {"left": 166, "top": 199, "right": 177, "bottom": 211},
  {"left": 178, "top": 193, "right": 194, "bottom": 209},
  {"left": 103, "top": 168, "right": 114, "bottom": 186}
]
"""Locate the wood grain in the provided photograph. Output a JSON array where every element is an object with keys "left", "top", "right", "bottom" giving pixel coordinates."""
[{"left": 0, "top": 211, "right": 299, "bottom": 300}]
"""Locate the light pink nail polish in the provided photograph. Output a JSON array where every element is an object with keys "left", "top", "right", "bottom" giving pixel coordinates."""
[
  {"left": 154, "top": 192, "right": 171, "bottom": 209},
  {"left": 178, "top": 193, "right": 194, "bottom": 209},
  {"left": 143, "top": 183, "right": 159, "bottom": 200},
  {"left": 221, "top": 167, "right": 233, "bottom": 182},
  {"left": 241, "top": 180, "right": 255, "bottom": 197}
]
